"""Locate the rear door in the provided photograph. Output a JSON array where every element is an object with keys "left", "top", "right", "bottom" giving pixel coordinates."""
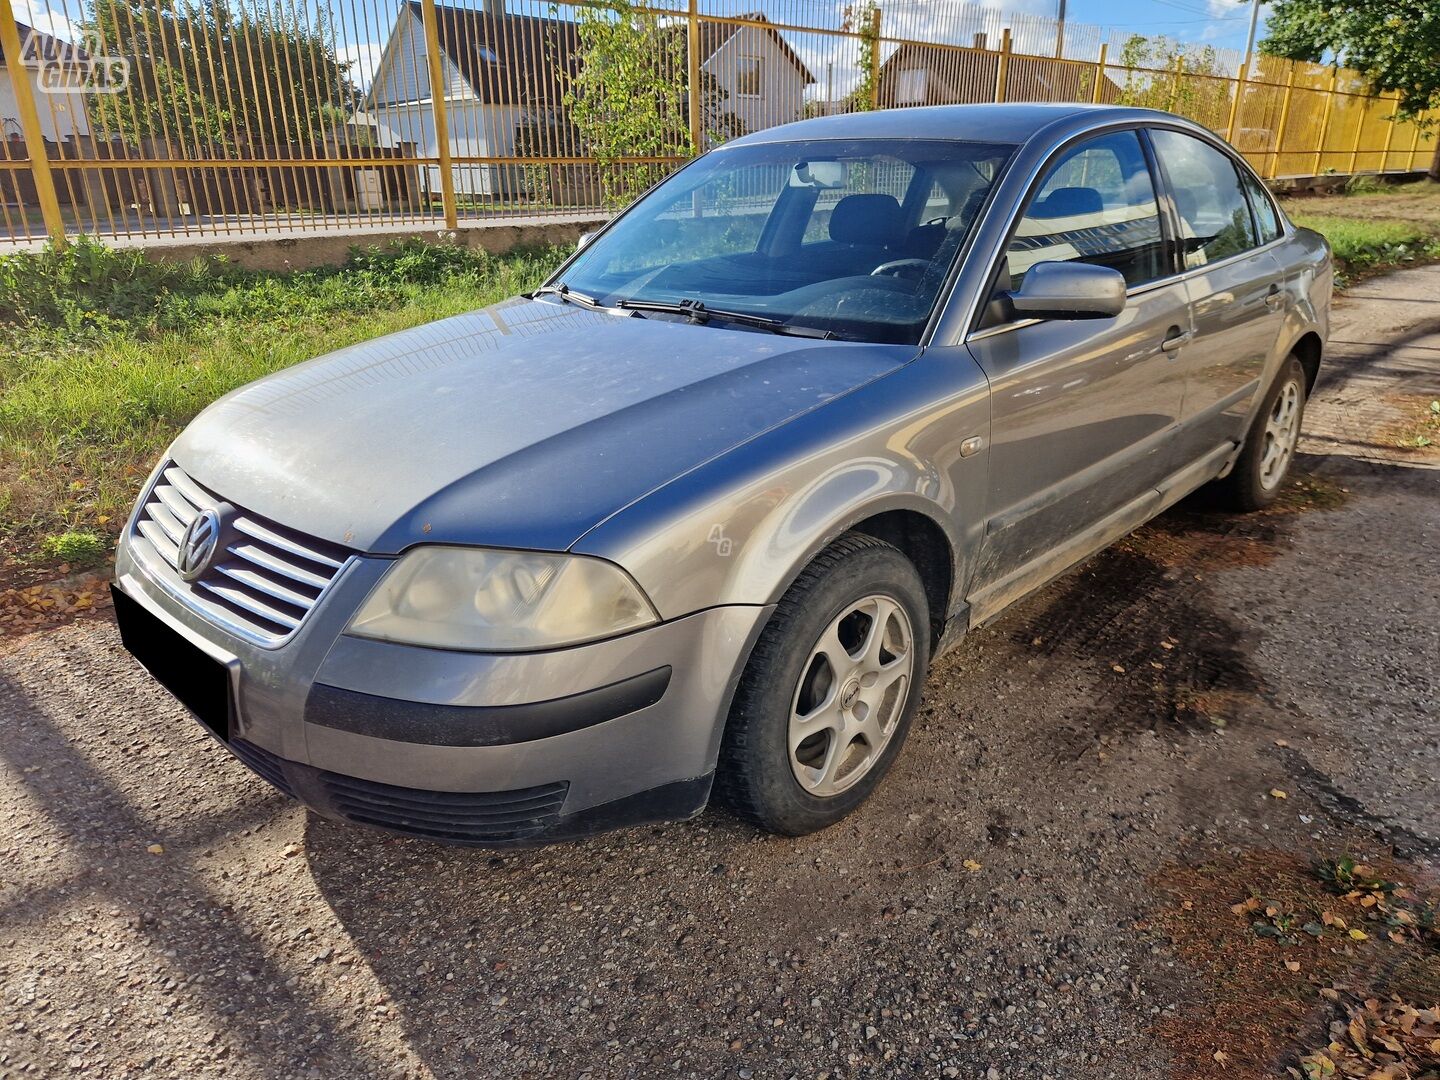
[
  {"left": 963, "top": 128, "right": 1188, "bottom": 611},
  {"left": 1148, "top": 128, "right": 1288, "bottom": 466}
]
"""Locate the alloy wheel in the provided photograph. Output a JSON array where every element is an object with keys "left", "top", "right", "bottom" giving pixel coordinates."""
[
  {"left": 788, "top": 595, "right": 915, "bottom": 797},
  {"left": 1259, "top": 377, "right": 1302, "bottom": 490}
]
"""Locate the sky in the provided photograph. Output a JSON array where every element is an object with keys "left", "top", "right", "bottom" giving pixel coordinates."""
[{"left": 11, "top": 0, "right": 1270, "bottom": 97}]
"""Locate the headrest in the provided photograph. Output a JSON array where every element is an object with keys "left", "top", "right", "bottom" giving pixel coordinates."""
[
  {"left": 1031, "top": 186, "right": 1103, "bottom": 219},
  {"left": 829, "top": 193, "right": 903, "bottom": 247}
]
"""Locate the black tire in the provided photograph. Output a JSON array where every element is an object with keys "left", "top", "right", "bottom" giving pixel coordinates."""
[
  {"left": 1213, "top": 354, "right": 1309, "bottom": 512},
  {"left": 714, "top": 533, "right": 931, "bottom": 836}
]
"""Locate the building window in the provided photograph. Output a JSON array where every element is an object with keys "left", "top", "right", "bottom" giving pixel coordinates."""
[
  {"left": 895, "top": 68, "right": 927, "bottom": 105},
  {"left": 735, "top": 56, "right": 762, "bottom": 97}
]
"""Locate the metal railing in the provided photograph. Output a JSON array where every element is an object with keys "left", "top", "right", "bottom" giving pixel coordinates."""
[{"left": 1, "top": 0, "right": 1434, "bottom": 247}]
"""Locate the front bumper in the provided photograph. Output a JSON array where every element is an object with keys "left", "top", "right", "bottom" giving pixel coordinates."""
[{"left": 113, "top": 539, "right": 771, "bottom": 846}]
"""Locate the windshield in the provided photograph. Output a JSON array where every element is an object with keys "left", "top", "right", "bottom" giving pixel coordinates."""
[{"left": 554, "top": 138, "right": 1015, "bottom": 345}]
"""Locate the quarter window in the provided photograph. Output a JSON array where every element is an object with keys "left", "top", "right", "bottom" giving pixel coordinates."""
[
  {"left": 1240, "top": 169, "right": 1282, "bottom": 244},
  {"left": 1150, "top": 129, "right": 1258, "bottom": 267},
  {"left": 1006, "top": 130, "right": 1166, "bottom": 289}
]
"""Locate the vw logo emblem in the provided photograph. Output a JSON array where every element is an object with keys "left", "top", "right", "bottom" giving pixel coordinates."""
[{"left": 177, "top": 508, "right": 223, "bottom": 581}]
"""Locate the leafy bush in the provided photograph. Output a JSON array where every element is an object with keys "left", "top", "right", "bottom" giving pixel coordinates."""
[{"left": 39, "top": 529, "right": 107, "bottom": 567}]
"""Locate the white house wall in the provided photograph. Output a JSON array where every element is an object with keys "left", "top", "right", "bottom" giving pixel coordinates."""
[
  {"left": 370, "top": 98, "right": 531, "bottom": 197},
  {"left": 703, "top": 27, "right": 806, "bottom": 136},
  {"left": 0, "top": 63, "right": 90, "bottom": 143}
]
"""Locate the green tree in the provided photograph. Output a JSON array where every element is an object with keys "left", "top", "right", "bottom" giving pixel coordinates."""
[
  {"left": 1116, "top": 35, "right": 1231, "bottom": 130},
  {"left": 86, "top": 0, "right": 357, "bottom": 149},
  {"left": 841, "top": 0, "right": 880, "bottom": 111},
  {"left": 1261, "top": 0, "right": 1440, "bottom": 176}
]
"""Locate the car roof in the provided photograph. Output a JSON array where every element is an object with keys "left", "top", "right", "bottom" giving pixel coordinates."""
[{"left": 725, "top": 103, "right": 1178, "bottom": 149}]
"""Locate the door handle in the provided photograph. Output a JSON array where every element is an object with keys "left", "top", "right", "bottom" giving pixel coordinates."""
[
  {"left": 1161, "top": 328, "right": 1193, "bottom": 352},
  {"left": 1265, "top": 285, "right": 1284, "bottom": 309}
]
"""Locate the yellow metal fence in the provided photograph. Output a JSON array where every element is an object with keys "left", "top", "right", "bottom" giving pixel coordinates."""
[{"left": 1, "top": 0, "right": 1434, "bottom": 247}]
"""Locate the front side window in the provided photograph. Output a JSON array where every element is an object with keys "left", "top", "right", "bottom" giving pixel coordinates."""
[
  {"left": 1006, "top": 130, "right": 1166, "bottom": 289},
  {"left": 557, "top": 138, "right": 1014, "bottom": 344},
  {"left": 1240, "top": 169, "right": 1282, "bottom": 244},
  {"left": 1150, "top": 128, "right": 1258, "bottom": 267}
]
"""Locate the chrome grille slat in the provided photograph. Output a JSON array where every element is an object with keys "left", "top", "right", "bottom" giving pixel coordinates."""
[
  {"left": 213, "top": 563, "right": 320, "bottom": 609},
  {"left": 145, "top": 499, "right": 187, "bottom": 544},
  {"left": 197, "top": 579, "right": 303, "bottom": 629},
  {"left": 137, "top": 519, "right": 180, "bottom": 565},
  {"left": 163, "top": 466, "right": 214, "bottom": 510},
  {"left": 131, "top": 462, "right": 353, "bottom": 647},
  {"left": 233, "top": 518, "right": 346, "bottom": 570},
  {"left": 153, "top": 484, "right": 199, "bottom": 526},
  {"left": 227, "top": 542, "right": 331, "bottom": 589}
]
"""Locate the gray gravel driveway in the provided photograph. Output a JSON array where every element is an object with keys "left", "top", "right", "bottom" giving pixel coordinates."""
[{"left": 2, "top": 267, "right": 1437, "bottom": 1080}]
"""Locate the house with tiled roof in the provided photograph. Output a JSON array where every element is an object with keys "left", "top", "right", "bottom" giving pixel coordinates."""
[{"left": 364, "top": 1, "right": 814, "bottom": 197}]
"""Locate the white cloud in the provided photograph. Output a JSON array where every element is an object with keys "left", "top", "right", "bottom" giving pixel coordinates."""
[
  {"left": 11, "top": 0, "right": 81, "bottom": 43},
  {"left": 339, "top": 41, "right": 386, "bottom": 93}
]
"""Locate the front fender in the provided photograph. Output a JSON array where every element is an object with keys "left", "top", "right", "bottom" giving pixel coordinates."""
[{"left": 572, "top": 352, "right": 992, "bottom": 622}]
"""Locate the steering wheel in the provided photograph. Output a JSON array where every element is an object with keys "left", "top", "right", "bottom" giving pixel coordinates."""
[{"left": 870, "top": 258, "right": 929, "bottom": 280}]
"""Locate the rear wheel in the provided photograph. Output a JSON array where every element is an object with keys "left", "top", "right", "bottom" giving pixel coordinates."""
[
  {"left": 714, "top": 533, "right": 930, "bottom": 836},
  {"left": 1214, "top": 355, "right": 1308, "bottom": 511}
]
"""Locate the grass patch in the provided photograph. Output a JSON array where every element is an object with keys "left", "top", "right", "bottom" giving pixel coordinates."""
[
  {"left": 0, "top": 237, "right": 568, "bottom": 575},
  {"left": 38, "top": 529, "right": 106, "bottom": 567},
  {"left": 1288, "top": 213, "right": 1440, "bottom": 279}
]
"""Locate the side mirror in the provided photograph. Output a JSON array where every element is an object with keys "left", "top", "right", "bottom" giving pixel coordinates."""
[
  {"left": 577, "top": 231, "right": 597, "bottom": 250},
  {"left": 1007, "top": 261, "right": 1126, "bottom": 320}
]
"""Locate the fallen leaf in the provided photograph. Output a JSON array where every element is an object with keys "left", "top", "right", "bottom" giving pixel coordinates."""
[
  {"left": 1111, "top": 664, "right": 1126, "bottom": 673},
  {"left": 961, "top": 859, "right": 982, "bottom": 872},
  {"left": 146, "top": 843, "right": 164, "bottom": 855},
  {"left": 1213, "top": 1050, "right": 1230, "bottom": 1064},
  {"left": 1285, "top": 960, "right": 1301, "bottom": 972},
  {"left": 1275, "top": 738, "right": 1290, "bottom": 748},
  {"left": 1160, "top": 641, "right": 1174, "bottom": 650},
  {"left": 1270, "top": 789, "right": 1288, "bottom": 799},
  {"left": 1348, "top": 928, "right": 1368, "bottom": 941}
]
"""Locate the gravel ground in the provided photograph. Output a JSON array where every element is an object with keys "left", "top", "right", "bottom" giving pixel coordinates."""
[{"left": 2, "top": 270, "right": 1437, "bottom": 1080}]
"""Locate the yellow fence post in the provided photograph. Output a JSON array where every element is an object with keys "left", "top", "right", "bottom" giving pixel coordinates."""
[
  {"left": 1225, "top": 60, "right": 1247, "bottom": 145},
  {"left": 419, "top": 0, "right": 458, "bottom": 229},
  {"left": 868, "top": 7, "right": 883, "bottom": 111},
  {"left": 1379, "top": 91, "right": 1398, "bottom": 172},
  {"left": 0, "top": 0, "right": 66, "bottom": 246},
  {"left": 1349, "top": 94, "right": 1368, "bottom": 174},
  {"left": 1167, "top": 53, "right": 1185, "bottom": 113},
  {"left": 687, "top": 0, "right": 703, "bottom": 152},
  {"left": 1313, "top": 67, "right": 1338, "bottom": 175},
  {"left": 1407, "top": 117, "right": 1423, "bottom": 171},
  {"left": 1268, "top": 66, "right": 1296, "bottom": 179},
  {"left": 1092, "top": 42, "right": 1107, "bottom": 103},
  {"left": 995, "top": 28, "right": 1012, "bottom": 103}
]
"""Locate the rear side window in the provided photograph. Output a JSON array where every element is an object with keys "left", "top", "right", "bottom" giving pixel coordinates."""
[
  {"left": 1150, "top": 129, "right": 1258, "bottom": 267},
  {"left": 1006, "top": 130, "right": 1166, "bottom": 289},
  {"left": 1240, "top": 170, "right": 1282, "bottom": 244}
]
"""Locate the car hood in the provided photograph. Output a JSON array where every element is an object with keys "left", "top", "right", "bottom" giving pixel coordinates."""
[{"left": 173, "top": 296, "right": 917, "bottom": 554}]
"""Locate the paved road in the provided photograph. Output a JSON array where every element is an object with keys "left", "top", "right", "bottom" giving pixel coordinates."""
[{"left": 2, "top": 269, "right": 1437, "bottom": 1080}]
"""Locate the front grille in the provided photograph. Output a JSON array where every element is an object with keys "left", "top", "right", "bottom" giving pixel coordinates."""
[
  {"left": 316, "top": 770, "right": 569, "bottom": 844},
  {"left": 131, "top": 462, "right": 353, "bottom": 646}
]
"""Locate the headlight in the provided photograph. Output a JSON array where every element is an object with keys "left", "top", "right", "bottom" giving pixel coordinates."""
[{"left": 347, "top": 547, "right": 659, "bottom": 651}]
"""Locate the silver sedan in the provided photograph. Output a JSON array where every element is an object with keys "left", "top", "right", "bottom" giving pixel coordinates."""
[{"left": 113, "top": 103, "right": 1331, "bottom": 845}]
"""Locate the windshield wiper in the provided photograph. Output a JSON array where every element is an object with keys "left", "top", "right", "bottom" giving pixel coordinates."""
[
  {"left": 532, "top": 282, "right": 607, "bottom": 312},
  {"left": 616, "top": 298, "right": 835, "bottom": 340}
]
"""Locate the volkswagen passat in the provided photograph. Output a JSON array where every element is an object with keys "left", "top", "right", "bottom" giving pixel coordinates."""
[{"left": 114, "top": 104, "right": 1330, "bottom": 845}]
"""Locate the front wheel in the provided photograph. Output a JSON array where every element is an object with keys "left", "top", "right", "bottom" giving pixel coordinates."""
[
  {"left": 713, "top": 533, "right": 931, "bottom": 836},
  {"left": 1214, "top": 354, "right": 1308, "bottom": 511}
]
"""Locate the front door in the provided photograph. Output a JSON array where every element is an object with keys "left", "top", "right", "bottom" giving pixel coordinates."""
[{"left": 963, "top": 129, "right": 1188, "bottom": 613}]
